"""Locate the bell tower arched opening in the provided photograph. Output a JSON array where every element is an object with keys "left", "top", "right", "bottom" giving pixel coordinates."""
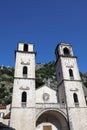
[
  {"left": 63, "top": 47, "right": 70, "bottom": 56},
  {"left": 24, "top": 44, "right": 28, "bottom": 51}
]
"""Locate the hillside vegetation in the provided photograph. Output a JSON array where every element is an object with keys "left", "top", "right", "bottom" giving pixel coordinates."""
[{"left": 0, "top": 62, "right": 87, "bottom": 105}]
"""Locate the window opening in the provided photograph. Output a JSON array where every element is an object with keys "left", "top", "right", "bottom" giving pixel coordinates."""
[
  {"left": 24, "top": 44, "right": 28, "bottom": 52},
  {"left": 73, "top": 93, "right": 79, "bottom": 107},
  {"left": 63, "top": 47, "right": 70, "bottom": 56},
  {"left": 21, "top": 91, "right": 27, "bottom": 107},
  {"left": 23, "top": 66, "right": 27, "bottom": 78},
  {"left": 69, "top": 69, "right": 74, "bottom": 80}
]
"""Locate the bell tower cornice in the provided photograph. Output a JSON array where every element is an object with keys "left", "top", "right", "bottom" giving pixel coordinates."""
[{"left": 55, "top": 42, "right": 77, "bottom": 60}]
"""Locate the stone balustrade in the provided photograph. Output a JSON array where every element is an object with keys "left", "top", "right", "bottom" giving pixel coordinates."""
[{"left": 36, "top": 103, "right": 66, "bottom": 109}]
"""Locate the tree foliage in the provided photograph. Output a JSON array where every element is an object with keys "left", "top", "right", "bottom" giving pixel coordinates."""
[{"left": 0, "top": 63, "right": 87, "bottom": 105}]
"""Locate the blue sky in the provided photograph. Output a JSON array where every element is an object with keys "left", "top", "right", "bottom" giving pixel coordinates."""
[{"left": 0, "top": 0, "right": 87, "bottom": 73}]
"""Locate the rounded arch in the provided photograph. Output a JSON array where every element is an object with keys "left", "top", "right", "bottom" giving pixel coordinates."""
[
  {"left": 36, "top": 109, "right": 69, "bottom": 130},
  {"left": 73, "top": 93, "right": 79, "bottom": 103},
  {"left": 73, "top": 93, "right": 79, "bottom": 107},
  {"left": 23, "top": 66, "right": 27, "bottom": 74},
  {"left": 69, "top": 69, "right": 73, "bottom": 77},
  {"left": 21, "top": 91, "right": 27, "bottom": 107},
  {"left": 36, "top": 109, "right": 67, "bottom": 121},
  {"left": 63, "top": 47, "right": 70, "bottom": 56},
  {"left": 23, "top": 66, "right": 28, "bottom": 78},
  {"left": 22, "top": 91, "right": 27, "bottom": 102}
]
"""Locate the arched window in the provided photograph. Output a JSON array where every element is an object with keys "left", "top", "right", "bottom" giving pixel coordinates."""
[
  {"left": 23, "top": 66, "right": 28, "bottom": 78},
  {"left": 24, "top": 44, "right": 28, "bottom": 52},
  {"left": 69, "top": 69, "right": 74, "bottom": 79},
  {"left": 21, "top": 91, "right": 27, "bottom": 107},
  {"left": 73, "top": 93, "right": 79, "bottom": 107},
  {"left": 63, "top": 47, "right": 70, "bottom": 56}
]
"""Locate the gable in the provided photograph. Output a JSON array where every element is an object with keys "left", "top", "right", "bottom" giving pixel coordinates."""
[{"left": 36, "top": 85, "right": 58, "bottom": 103}]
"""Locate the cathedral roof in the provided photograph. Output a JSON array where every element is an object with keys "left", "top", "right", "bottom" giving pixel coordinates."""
[{"left": 36, "top": 84, "right": 56, "bottom": 91}]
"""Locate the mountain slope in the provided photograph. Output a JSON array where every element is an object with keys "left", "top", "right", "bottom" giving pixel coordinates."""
[{"left": 0, "top": 62, "right": 87, "bottom": 105}]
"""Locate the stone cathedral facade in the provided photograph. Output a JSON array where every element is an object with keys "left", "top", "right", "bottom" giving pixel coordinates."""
[{"left": 0, "top": 42, "right": 87, "bottom": 130}]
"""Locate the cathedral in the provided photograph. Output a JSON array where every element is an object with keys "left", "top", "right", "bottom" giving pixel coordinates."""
[{"left": 0, "top": 42, "right": 87, "bottom": 130}]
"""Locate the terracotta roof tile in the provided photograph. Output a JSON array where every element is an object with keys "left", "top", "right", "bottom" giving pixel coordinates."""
[{"left": 0, "top": 106, "right": 6, "bottom": 109}]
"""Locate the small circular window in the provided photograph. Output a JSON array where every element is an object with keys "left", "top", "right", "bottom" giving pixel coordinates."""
[{"left": 43, "top": 93, "right": 49, "bottom": 101}]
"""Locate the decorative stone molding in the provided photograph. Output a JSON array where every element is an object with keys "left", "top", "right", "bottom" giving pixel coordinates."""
[
  {"left": 70, "top": 88, "right": 78, "bottom": 91},
  {"left": 19, "top": 86, "right": 29, "bottom": 90},
  {"left": 21, "top": 61, "right": 30, "bottom": 65},
  {"left": 21, "top": 59, "right": 30, "bottom": 65},
  {"left": 66, "top": 65, "right": 74, "bottom": 68},
  {"left": 65, "top": 59, "right": 74, "bottom": 68},
  {"left": 43, "top": 93, "right": 50, "bottom": 101}
]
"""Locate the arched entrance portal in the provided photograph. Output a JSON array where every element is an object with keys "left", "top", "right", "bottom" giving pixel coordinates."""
[{"left": 36, "top": 110, "right": 69, "bottom": 130}]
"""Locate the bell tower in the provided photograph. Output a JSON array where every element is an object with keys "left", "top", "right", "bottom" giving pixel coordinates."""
[
  {"left": 55, "top": 43, "right": 87, "bottom": 130},
  {"left": 10, "top": 43, "right": 36, "bottom": 130}
]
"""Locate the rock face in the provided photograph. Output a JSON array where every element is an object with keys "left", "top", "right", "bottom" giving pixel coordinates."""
[
  {"left": 36, "top": 61, "right": 57, "bottom": 89},
  {"left": 0, "top": 66, "right": 14, "bottom": 105},
  {"left": 0, "top": 63, "right": 87, "bottom": 105}
]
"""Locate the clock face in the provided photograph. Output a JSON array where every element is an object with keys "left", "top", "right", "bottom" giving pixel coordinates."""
[{"left": 43, "top": 93, "right": 49, "bottom": 101}]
